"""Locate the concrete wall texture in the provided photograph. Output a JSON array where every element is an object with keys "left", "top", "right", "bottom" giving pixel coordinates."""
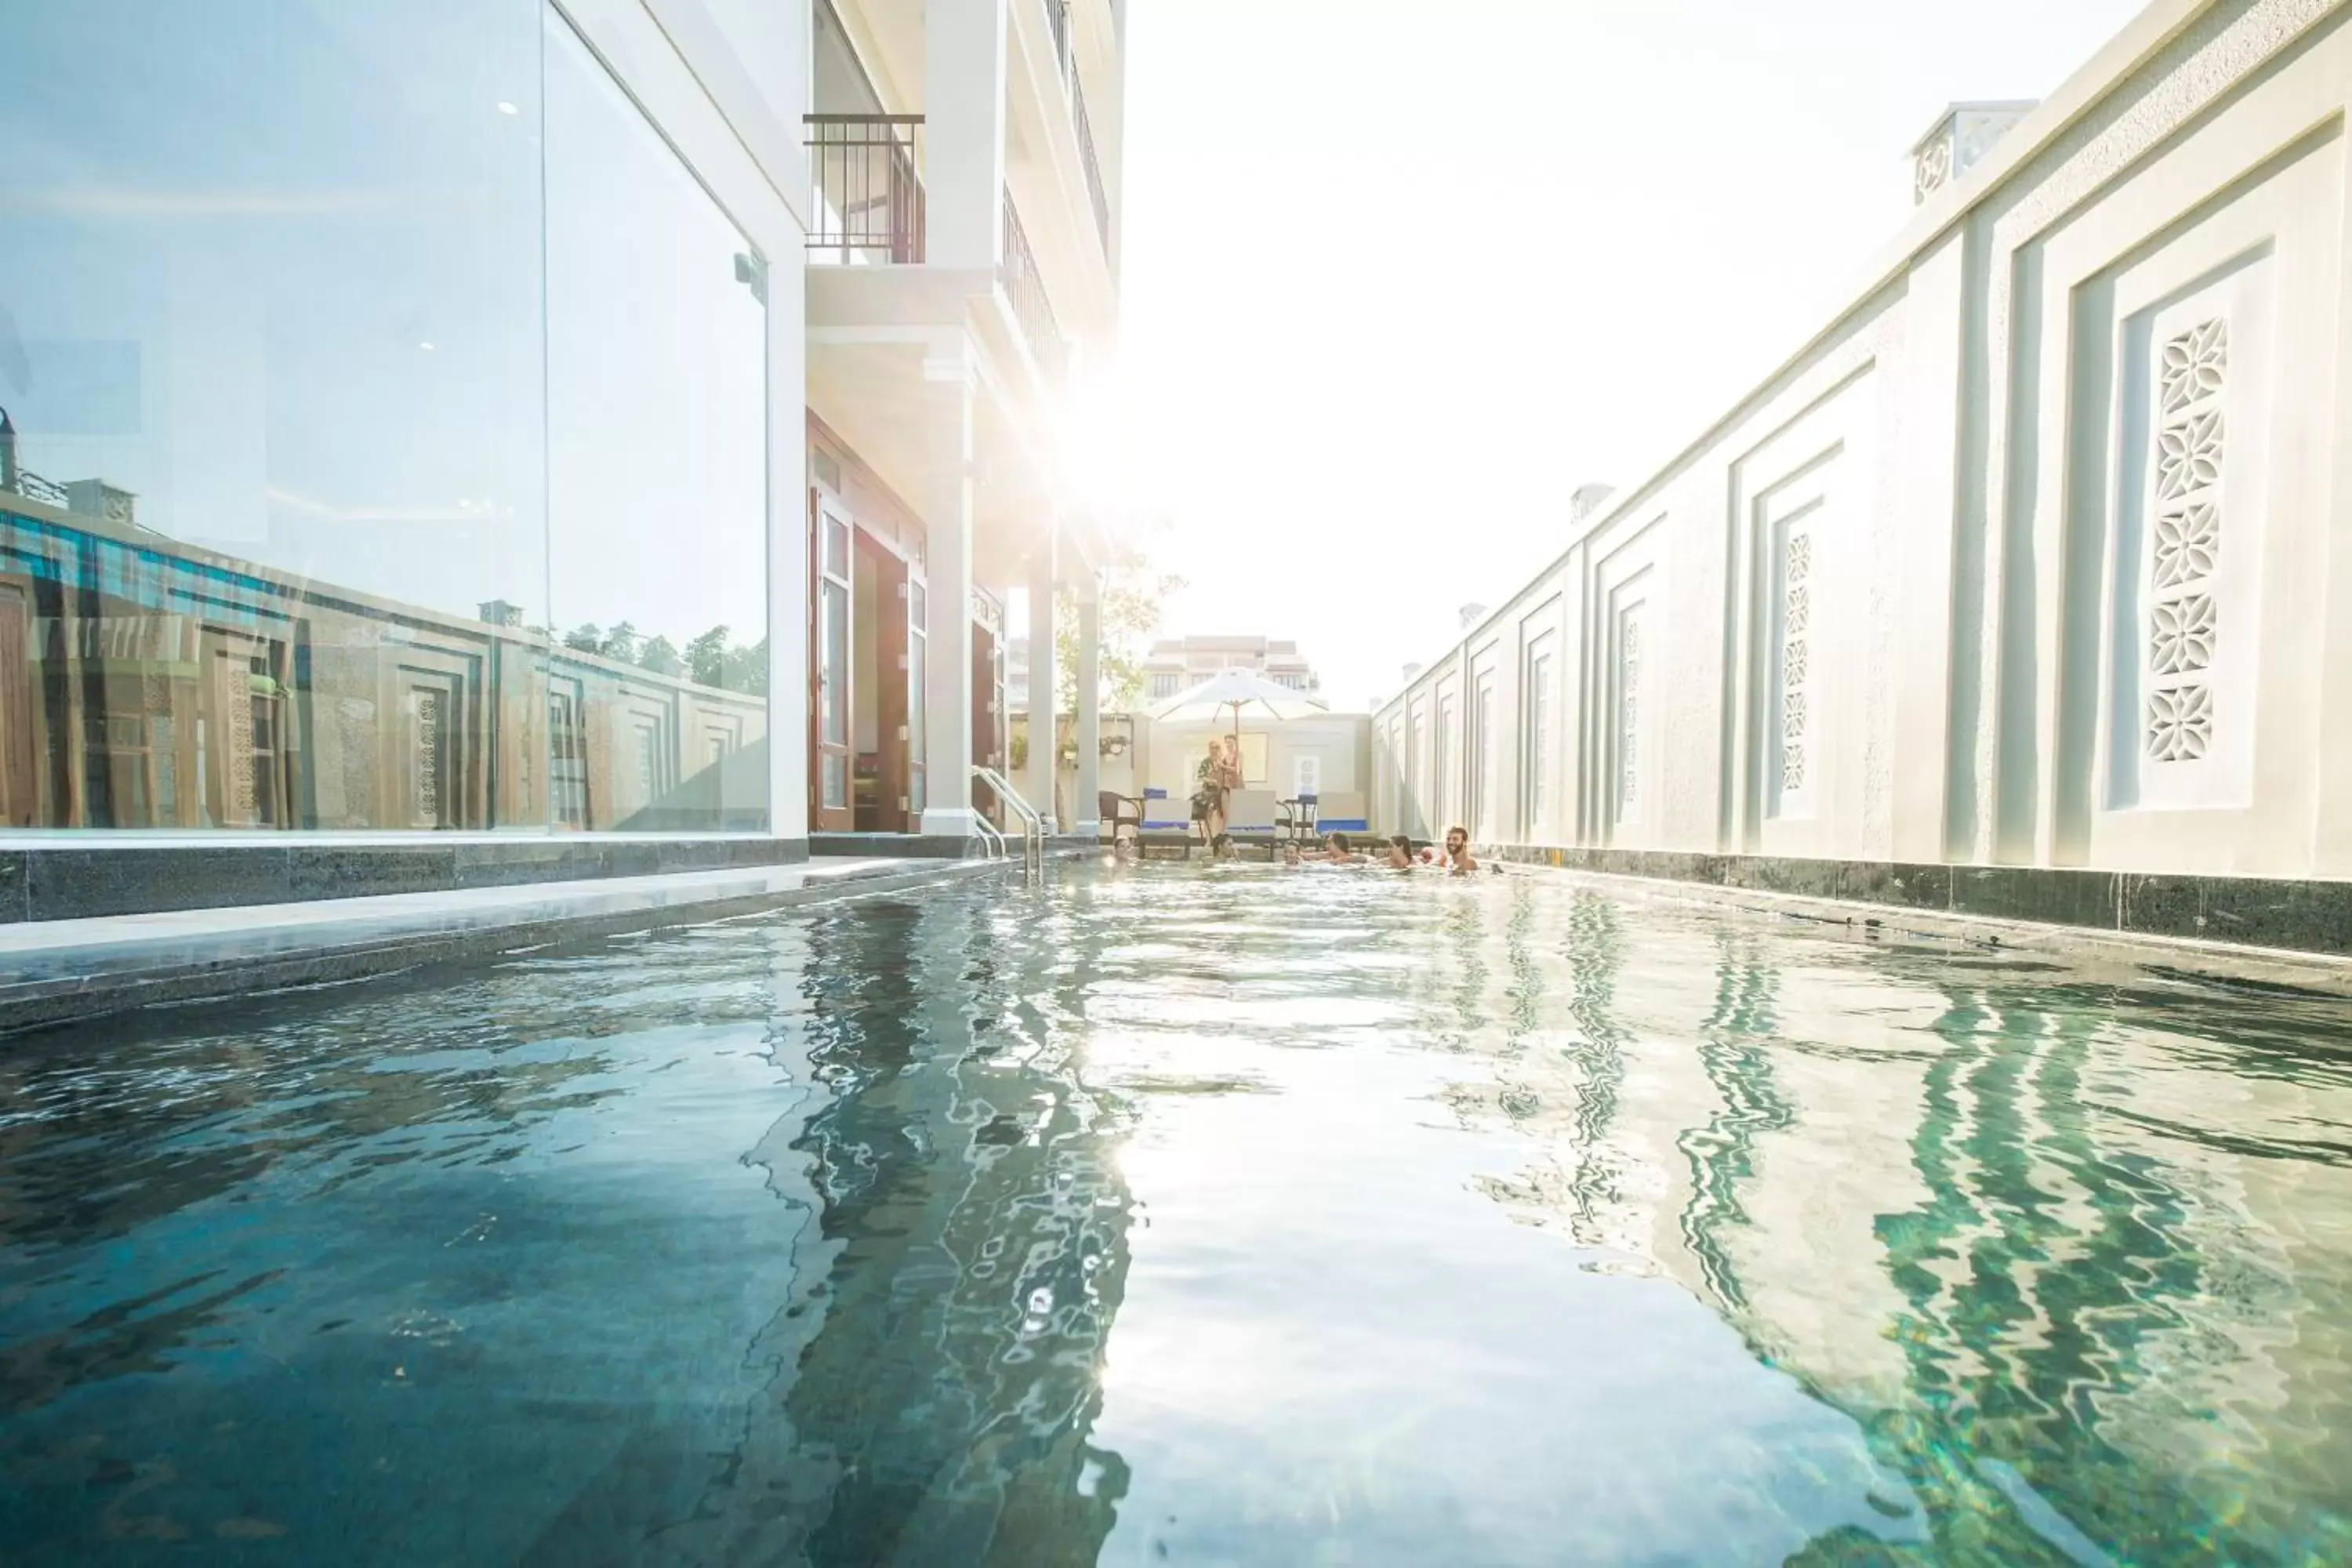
[{"left": 1377, "top": 0, "right": 2352, "bottom": 887}]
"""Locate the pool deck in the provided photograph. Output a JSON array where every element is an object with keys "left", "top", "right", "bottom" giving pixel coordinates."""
[{"left": 0, "top": 856, "right": 1004, "bottom": 1035}]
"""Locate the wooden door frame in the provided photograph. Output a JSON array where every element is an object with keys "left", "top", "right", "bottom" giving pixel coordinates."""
[
  {"left": 907, "top": 578, "right": 927, "bottom": 822},
  {"left": 862, "top": 533, "right": 911, "bottom": 833},
  {"left": 811, "top": 493, "right": 855, "bottom": 831},
  {"left": 971, "top": 621, "right": 1001, "bottom": 824}
]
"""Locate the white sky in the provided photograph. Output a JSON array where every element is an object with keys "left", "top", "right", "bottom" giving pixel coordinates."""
[{"left": 1108, "top": 0, "right": 2149, "bottom": 710}]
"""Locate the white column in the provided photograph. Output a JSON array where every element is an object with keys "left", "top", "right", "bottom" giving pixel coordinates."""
[
  {"left": 924, "top": 0, "right": 1009, "bottom": 270},
  {"left": 1024, "top": 534, "right": 1060, "bottom": 831},
  {"left": 918, "top": 352, "right": 978, "bottom": 839},
  {"left": 1073, "top": 583, "right": 1101, "bottom": 837},
  {"left": 767, "top": 218, "right": 810, "bottom": 842}
]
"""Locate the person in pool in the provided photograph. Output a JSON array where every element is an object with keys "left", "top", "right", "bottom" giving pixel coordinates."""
[
  {"left": 1385, "top": 834, "right": 1417, "bottom": 869},
  {"left": 1317, "top": 831, "right": 1358, "bottom": 864},
  {"left": 1442, "top": 825, "right": 1479, "bottom": 876}
]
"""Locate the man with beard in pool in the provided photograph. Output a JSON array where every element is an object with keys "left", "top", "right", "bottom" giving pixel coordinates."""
[{"left": 1441, "top": 824, "right": 1479, "bottom": 876}]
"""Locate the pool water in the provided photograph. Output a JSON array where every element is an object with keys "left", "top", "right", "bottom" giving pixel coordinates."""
[{"left": 4, "top": 862, "right": 2350, "bottom": 1565}]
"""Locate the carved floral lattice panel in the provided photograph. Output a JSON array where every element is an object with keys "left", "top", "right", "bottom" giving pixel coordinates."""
[
  {"left": 1617, "top": 610, "right": 1642, "bottom": 814},
  {"left": 1779, "top": 524, "right": 1813, "bottom": 794},
  {"left": 2145, "top": 318, "right": 2226, "bottom": 764}
]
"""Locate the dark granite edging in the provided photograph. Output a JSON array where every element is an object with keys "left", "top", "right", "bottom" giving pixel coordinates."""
[
  {"left": 1487, "top": 844, "right": 2352, "bottom": 960},
  {"left": 0, "top": 858, "right": 1004, "bottom": 1036},
  {"left": 3, "top": 836, "right": 812, "bottom": 924},
  {"left": 811, "top": 833, "right": 993, "bottom": 860},
  {"left": 810, "top": 832, "right": 1104, "bottom": 860}
]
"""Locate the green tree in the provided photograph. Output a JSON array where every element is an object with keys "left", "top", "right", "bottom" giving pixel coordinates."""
[
  {"left": 685, "top": 625, "right": 732, "bottom": 688},
  {"left": 723, "top": 637, "right": 769, "bottom": 695},
  {"left": 1054, "top": 529, "right": 1184, "bottom": 713},
  {"left": 637, "top": 634, "right": 683, "bottom": 677},
  {"left": 598, "top": 621, "right": 639, "bottom": 664},
  {"left": 562, "top": 622, "right": 603, "bottom": 653}
]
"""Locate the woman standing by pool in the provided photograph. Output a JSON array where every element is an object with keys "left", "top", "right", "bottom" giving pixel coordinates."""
[{"left": 1192, "top": 735, "right": 1240, "bottom": 844}]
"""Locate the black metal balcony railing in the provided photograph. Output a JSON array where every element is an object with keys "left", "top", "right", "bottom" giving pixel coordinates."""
[
  {"left": 1000, "top": 192, "right": 1065, "bottom": 386},
  {"left": 805, "top": 114, "right": 925, "bottom": 263},
  {"left": 1045, "top": 0, "right": 1073, "bottom": 83},
  {"left": 1070, "top": 74, "right": 1110, "bottom": 256},
  {"left": 1041, "top": 0, "right": 1111, "bottom": 257}
]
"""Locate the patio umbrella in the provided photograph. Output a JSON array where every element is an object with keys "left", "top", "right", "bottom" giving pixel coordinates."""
[{"left": 1152, "top": 670, "right": 1328, "bottom": 786}]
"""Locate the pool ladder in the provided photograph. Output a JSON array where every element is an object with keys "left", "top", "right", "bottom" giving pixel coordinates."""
[{"left": 969, "top": 766, "right": 1047, "bottom": 876}]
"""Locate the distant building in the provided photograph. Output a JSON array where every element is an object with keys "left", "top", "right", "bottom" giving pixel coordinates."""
[{"left": 1141, "top": 635, "right": 1322, "bottom": 703}]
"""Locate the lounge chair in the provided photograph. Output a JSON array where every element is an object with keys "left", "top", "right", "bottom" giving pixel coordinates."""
[
  {"left": 1225, "top": 789, "right": 1281, "bottom": 856},
  {"left": 1137, "top": 787, "right": 1196, "bottom": 858},
  {"left": 1309, "top": 790, "right": 1368, "bottom": 836}
]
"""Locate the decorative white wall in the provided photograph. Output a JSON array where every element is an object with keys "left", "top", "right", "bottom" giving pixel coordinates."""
[{"left": 1377, "top": 0, "right": 2352, "bottom": 881}]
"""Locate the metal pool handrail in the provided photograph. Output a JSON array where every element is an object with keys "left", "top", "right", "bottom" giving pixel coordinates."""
[
  {"left": 971, "top": 811, "right": 1008, "bottom": 861},
  {"left": 970, "top": 766, "right": 1045, "bottom": 874}
]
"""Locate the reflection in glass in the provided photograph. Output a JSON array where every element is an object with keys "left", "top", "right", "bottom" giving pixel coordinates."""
[
  {"left": 543, "top": 9, "right": 769, "bottom": 832},
  {"left": 0, "top": 1, "right": 548, "bottom": 829}
]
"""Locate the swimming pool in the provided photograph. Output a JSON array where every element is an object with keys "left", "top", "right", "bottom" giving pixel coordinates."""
[{"left": 3, "top": 860, "right": 2349, "bottom": 1564}]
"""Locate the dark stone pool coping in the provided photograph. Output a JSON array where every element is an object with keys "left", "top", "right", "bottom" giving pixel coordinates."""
[
  {"left": 0, "top": 835, "right": 813, "bottom": 924},
  {"left": 1489, "top": 844, "right": 2352, "bottom": 963},
  {"left": 810, "top": 831, "right": 1103, "bottom": 859},
  {"left": 0, "top": 858, "right": 1003, "bottom": 1037}
]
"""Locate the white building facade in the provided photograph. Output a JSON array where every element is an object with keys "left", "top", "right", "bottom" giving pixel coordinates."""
[
  {"left": 1142, "top": 636, "right": 1323, "bottom": 702},
  {"left": 807, "top": 0, "right": 1123, "bottom": 843},
  {"left": 1376, "top": 0, "right": 2352, "bottom": 951}
]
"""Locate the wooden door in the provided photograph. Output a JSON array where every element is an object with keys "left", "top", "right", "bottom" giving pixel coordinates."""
[
  {"left": 871, "top": 541, "right": 910, "bottom": 833},
  {"left": 907, "top": 578, "right": 927, "bottom": 823},
  {"left": 811, "top": 498, "right": 854, "bottom": 831},
  {"left": 971, "top": 622, "right": 999, "bottom": 823}
]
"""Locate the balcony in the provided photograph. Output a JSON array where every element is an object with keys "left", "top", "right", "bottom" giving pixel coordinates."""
[
  {"left": 1070, "top": 73, "right": 1109, "bottom": 256},
  {"left": 1000, "top": 192, "right": 1065, "bottom": 387},
  {"left": 806, "top": 114, "right": 925, "bottom": 264},
  {"left": 1040, "top": 1, "right": 1110, "bottom": 256}
]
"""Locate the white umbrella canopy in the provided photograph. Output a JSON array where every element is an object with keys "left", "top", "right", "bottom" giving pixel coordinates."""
[
  {"left": 1151, "top": 670, "right": 1328, "bottom": 725},
  {"left": 1153, "top": 672, "right": 1329, "bottom": 802}
]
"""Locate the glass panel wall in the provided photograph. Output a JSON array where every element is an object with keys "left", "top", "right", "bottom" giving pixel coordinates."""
[
  {"left": 544, "top": 9, "right": 769, "bottom": 833},
  {"left": 0, "top": 2, "right": 546, "bottom": 830},
  {"left": 0, "top": 2, "right": 771, "bottom": 835}
]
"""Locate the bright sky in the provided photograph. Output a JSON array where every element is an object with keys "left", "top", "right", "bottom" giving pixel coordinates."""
[{"left": 1109, "top": 0, "right": 2148, "bottom": 710}]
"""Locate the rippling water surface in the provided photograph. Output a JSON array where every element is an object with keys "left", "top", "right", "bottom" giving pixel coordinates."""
[{"left": 4, "top": 862, "right": 2352, "bottom": 1565}]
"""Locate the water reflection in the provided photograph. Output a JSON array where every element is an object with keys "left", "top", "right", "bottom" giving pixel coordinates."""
[
  {"left": 1, "top": 866, "right": 2349, "bottom": 1563},
  {"left": 1448, "top": 885, "right": 2352, "bottom": 1563}
]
